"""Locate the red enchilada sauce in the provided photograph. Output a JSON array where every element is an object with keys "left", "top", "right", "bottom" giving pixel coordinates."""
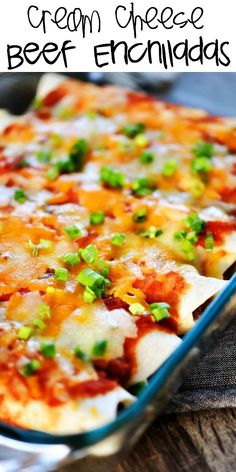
[
  {"left": 197, "top": 220, "right": 236, "bottom": 247},
  {"left": 42, "top": 84, "right": 68, "bottom": 108},
  {"left": 133, "top": 270, "right": 186, "bottom": 312},
  {"left": 1, "top": 354, "right": 119, "bottom": 406}
]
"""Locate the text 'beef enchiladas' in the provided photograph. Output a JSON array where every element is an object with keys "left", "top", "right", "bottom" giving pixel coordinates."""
[{"left": 0, "top": 74, "right": 234, "bottom": 434}]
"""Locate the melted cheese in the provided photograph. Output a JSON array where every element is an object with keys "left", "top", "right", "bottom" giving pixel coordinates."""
[
  {"left": 0, "top": 73, "right": 233, "bottom": 435},
  {"left": 58, "top": 303, "right": 137, "bottom": 360}
]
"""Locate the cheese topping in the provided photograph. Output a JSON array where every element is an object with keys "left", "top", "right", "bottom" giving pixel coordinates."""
[{"left": 0, "top": 74, "right": 234, "bottom": 434}]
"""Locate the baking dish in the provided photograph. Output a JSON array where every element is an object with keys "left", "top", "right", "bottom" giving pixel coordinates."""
[
  {"left": 0, "top": 273, "right": 234, "bottom": 472},
  {"left": 0, "top": 74, "right": 235, "bottom": 471}
]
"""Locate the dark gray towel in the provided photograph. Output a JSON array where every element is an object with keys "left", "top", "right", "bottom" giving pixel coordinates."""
[{"left": 169, "top": 317, "right": 236, "bottom": 412}]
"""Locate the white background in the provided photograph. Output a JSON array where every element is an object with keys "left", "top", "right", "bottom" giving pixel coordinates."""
[{"left": 0, "top": 0, "right": 235, "bottom": 71}]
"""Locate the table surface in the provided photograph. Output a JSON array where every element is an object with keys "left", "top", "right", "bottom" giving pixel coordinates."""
[{"left": 116, "top": 408, "right": 236, "bottom": 472}]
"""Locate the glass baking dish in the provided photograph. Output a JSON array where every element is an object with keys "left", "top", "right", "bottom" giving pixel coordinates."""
[
  {"left": 0, "top": 74, "right": 235, "bottom": 471},
  {"left": 0, "top": 273, "right": 235, "bottom": 472}
]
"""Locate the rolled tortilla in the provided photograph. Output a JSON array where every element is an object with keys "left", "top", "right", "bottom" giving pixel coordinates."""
[{"left": 0, "top": 385, "right": 134, "bottom": 434}]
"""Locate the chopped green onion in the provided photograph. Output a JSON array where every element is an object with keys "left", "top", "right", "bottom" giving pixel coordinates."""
[
  {"left": 111, "top": 233, "right": 126, "bottom": 247},
  {"left": 38, "top": 303, "right": 51, "bottom": 319},
  {"left": 89, "top": 211, "right": 105, "bottom": 225},
  {"left": 21, "top": 359, "right": 41, "bottom": 377},
  {"left": 174, "top": 230, "right": 187, "bottom": 241},
  {"left": 54, "top": 267, "right": 68, "bottom": 282},
  {"left": 39, "top": 239, "right": 53, "bottom": 250},
  {"left": 132, "top": 209, "right": 147, "bottom": 223},
  {"left": 186, "top": 231, "right": 198, "bottom": 244},
  {"left": 161, "top": 160, "right": 177, "bottom": 178},
  {"left": 83, "top": 286, "right": 96, "bottom": 304},
  {"left": 36, "top": 149, "right": 52, "bottom": 164},
  {"left": 129, "top": 303, "right": 145, "bottom": 315},
  {"left": 18, "top": 159, "right": 29, "bottom": 169},
  {"left": 74, "top": 346, "right": 90, "bottom": 362},
  {"left": 100, "top": 166, "right": 125, "bottom": 189},
  {"left": 132, "top": 177, "right": 155, "bottom": 197},
  {"left": 184, "top": 214, "right": 205, "bottom": 234},
  {"left": 150, "top": 302, "right": 171, "bottom": 322},
  {"left": 69, "top": 139, "right": 88, "bottom": 171},
  {"left": 80, "top": 244, "right": 99, "bottom": 264},
  {"left": 40, "top": 342, "right": 56, "bottom": 358},
  {"left": 62, "top": 252, "right": 81, "bottom": 267},
  {"left": 18, "top": 326, "right": 32, "bottom": 340},
  {"left": 174, "top": 227, "right": 196, "bottom": 260},
  {"left": 63, "top": 225, "right": 82, "bottom": 239},
  {"left": 193, "top": 140, "right": 214, "bottom": 158},
  {"left": 122, "top": 123, "right": 145, "bottom": 138},
  {"left": 139, "top": 150, "right": 155, "bottom": 165},
  {"left": 139, "top": 226, "right": 163, "bottom": 239},
  {"left": 180, "top": 240, "right": 195, "bottom": 261},
  {"left": 92, "top": 340, "right": 107, "bottom": 357},
  {"left": 134, "top": 134, "right": 148, "bottom": 147},
  {"left": 191, "top": 157, "right": 212, "bottom": 174},
  {"left": 119, "top": 139, "right": 135, "bottom": 154},
  {"left": 129, "top": 380, "right": 148, "bottom": 396},
  {"left": 205, "top": 232, "right": 214, "bottom": 251},
  {"left": 77, "top": 268, "right": 109, "bottom": 299},
  {"left": 87, "top": 110, "right": 97, "bottom": 120},
  {"left": 49, "top": 133, "right": 63, "bottom": 148},
  {"left": 14, "top": 189, "right": 27, "bottom": 204},
  {"left": 33, "top": 318, "right": 46, "bottom": 330}
]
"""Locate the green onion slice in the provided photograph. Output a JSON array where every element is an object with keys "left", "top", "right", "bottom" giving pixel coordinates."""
[
  {"left": 100, "top": 166, "right": 125, "bottom": 189},
  {"left": 40, "top": 342, "right": 56, "bottom": 358},
  {"left": 21, "top": 359, "right": 41, "bottom": 377},
  {"left": 14, "top": 189, "right": 27, "bottom": 204},
  {"left": 92, "top": 340, "right": 108, "bottom": 357},
  {"left": 54, "top": 267, "right": 68, "bottom": 282}
]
